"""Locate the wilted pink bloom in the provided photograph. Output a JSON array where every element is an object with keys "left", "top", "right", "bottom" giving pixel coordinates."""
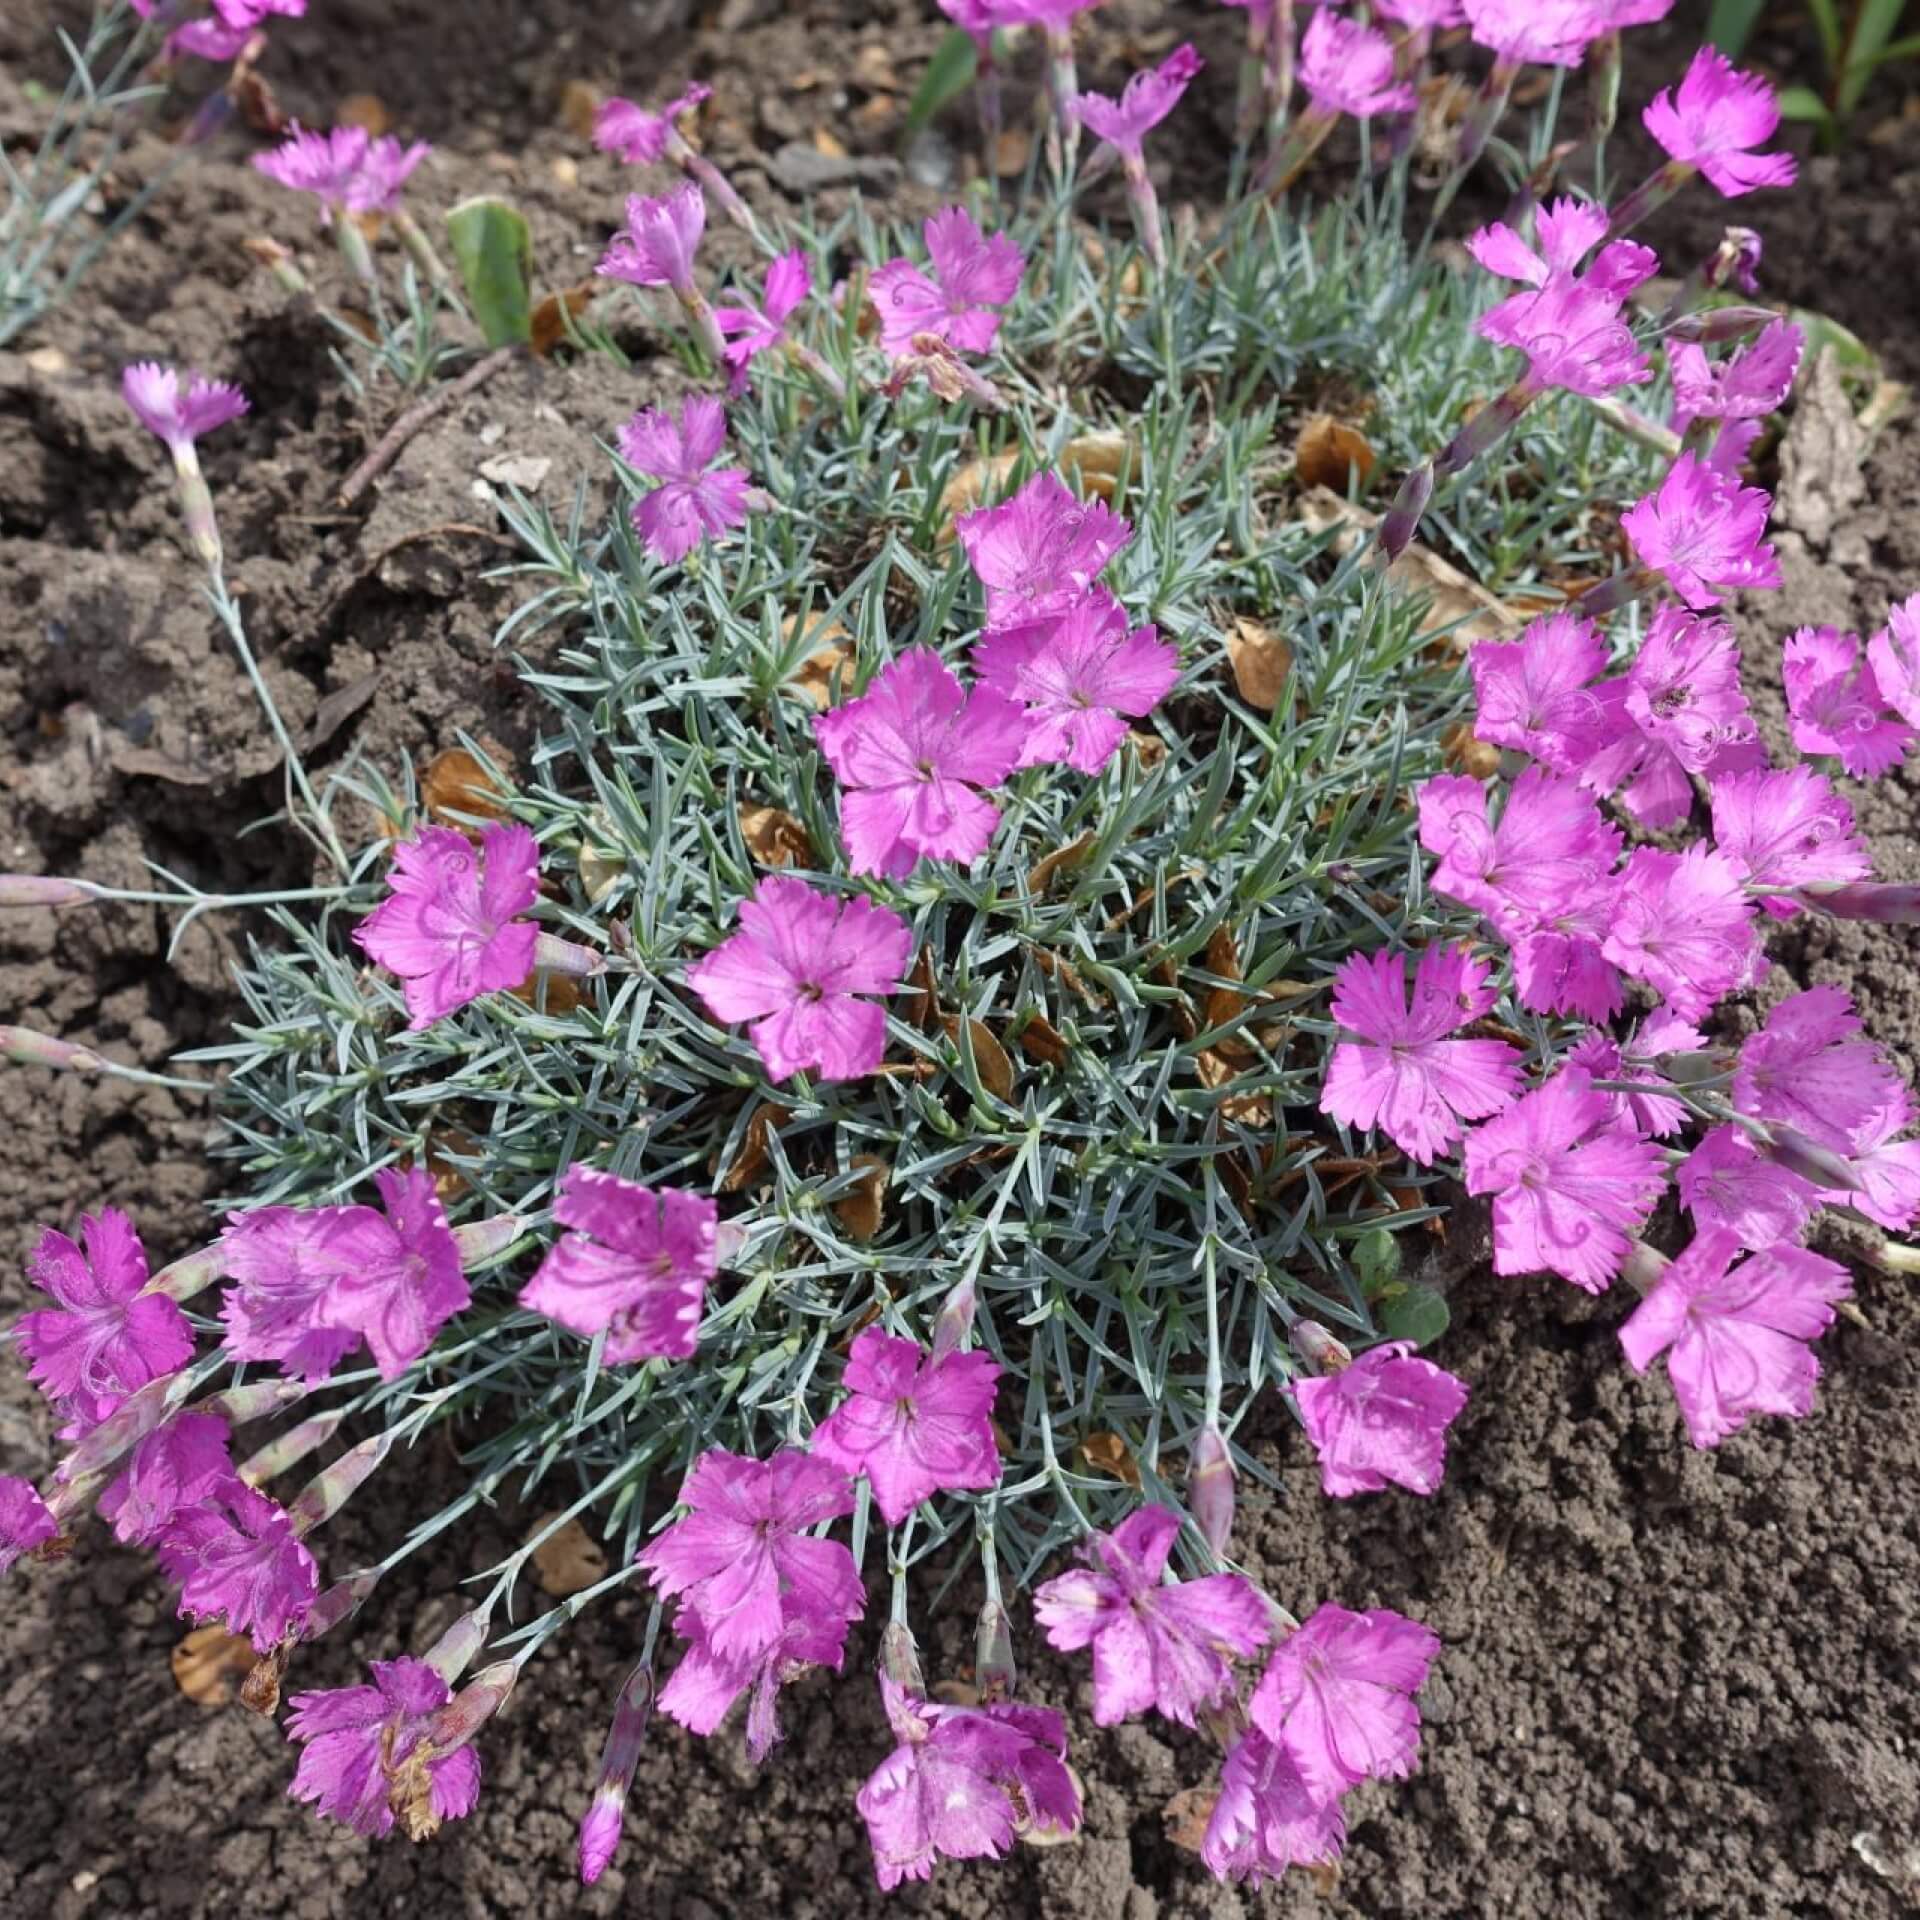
[
  {"left": 1319, "top": 944, "right": 1522, "bottom": 1166},
  {"left": 1709, "top": 766, "right": 1870, "bottom": 917},
  {"left": 1294, "top": 1342, "right": 1469, "bottom": 1498},
  {"left": 956, "top": 471, "right": 1132, "bottom": 630},
  {"left": 635, "top": 1447, "right": 862, "bottom": 1661},
  {"left": 1075, "top": 43, "right": 1203, "bottom": 157},
  {"left": 16, "top": 1208, "right": 191, "bottom": 1436},
  {"left": 1479, "top": 277, "right": 1651, "bottom": 399},
  {"left": 1782, "top": 625, "right": 1914, "bottom": 778},
  {"left": 98, "top": 1410, "right": 234, "bottom": 1546},
  {"left": 0, "top": 1476, "right": 57, "bottom": 1577},
  {"left": 1466, "top": 199, "right": 1655, "bottom": 298},
  {"left": 685, "top": 875, "right": 911, "bottom": 1083},
  {"left": 162, "top": 1480, "right": 319, "bottom": 1650},
  {"left": 714, "top": 249, "right": 812, "bottom": 393},
  {"left": 1201, "top": 1730, "right": 1346, "bottom": 1885},
  {"left": 1602, "top": 845, "right": 1759, "bottom": 1019},
  {"left": 354, "top": 822, "right": 540, "bottom": 1030},
  {"left": 1677, "top": 1126, "right": 1818, "bottom": 1250},
  {"left": 1249, "top": 1605, "right": 1441, "bottom": 1804},
  {"left": 519, "top": 1170, "right": 717, "bottom": 1364},
  {"left": 969, "top": 592, "right": 1178, "bottom": 774},
  {"left": 1462, "top": 0, "right": 1605, "bottom": 65},
  {"left": 811, "top": 1328, "right": 1001, "bottom": 1526},
  {"left": 1567, "top": 1009, "right": 1703, "bottom": 1139},
  {"left": 1669, "top": 319, "right": 1803, "bottom": 432},
  {"left": 1865, "top": 593, "right": 1920, "bottom": 728},
  {"left": 1620, "top": 1230, "right": 1848, "bottom": 1447},
  {"left": 1033, "top": 1505, "right": 1270, "bottom": 1727},
  {"left": 1833, "top": 1092, "right": 1920, "bottom": 1231},
  {"left": 1732, "top": 986, "right": 1902, "bottom": 1153},
  {"left": 870, "top": 207, "right": 1024, "bottom": 361},
  {"left": 121, "top": 363, "right": 248, "bottom": 452},
  {"left": 1620, "top": 451, "right": 1780, "bottom": 609},
  {"left": 814, "top": 649, "right": 1026, "bottom": 877},
  {"left": 1645, "top": 48, "right": 1797, "bottom": 196},
  {"left": 594, "top": 84, "right": 711, "bottom": 164},
  {"left": 1298, "top": 10, "right": 1414, "bottom": 117},
  {"left": 1462, "top": 1068, "right": 1667, "bottom": 1291},
  {"left": 857, "top": 1674, "right": 1081, "bottom": 1890},
  {"left": 618, "top": 394, "right": 755, "bottom": 566},
  {"left": 658, "top": 1597, "right": 851, "bottom": 1762},
  {"left": 1470, "top": 611, "right": 1613, "bottom": 769},
  {"left": 253, "top": 124, "right": 430, "bottom": 220},
  {"left": 597, "top": 179, "right": 707, "bottom": 291},
  {"left": 287, "top": 1657, "right": 482, "bottom": 1836}
]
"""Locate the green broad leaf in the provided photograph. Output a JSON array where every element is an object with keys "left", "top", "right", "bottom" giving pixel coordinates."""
[
  {"left": 1775, "top": 85, "right": 1835, "bottom": 126},
  {"left": 1837, "top": 0, "right": 1914, "bottom": 115},
  {"left": 906, "top": 28, "right": 978, "bottom": 139},
  {"left": 1352, "top": 1226, "right": 1401, "bottom": 1298},
  {"left": 445, "top": 195, "right": 534, "bottom": 347},
  {"left": 1789, "top": 305, "right": 1882, "bottom": 376},
  {"left": 1805, "top": 0, "right": 1846, "bottom": 68},
  {"left": 1705, "top": 0, "right": 1769, "bottom": 57},
  {"left": 1379, "top": 1283, "right": 1451, "bottom": 1348}
]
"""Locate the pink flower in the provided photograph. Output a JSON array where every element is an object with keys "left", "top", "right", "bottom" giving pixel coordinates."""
[
  {"left": 1677, "top": 1126, "right": 1818, "bottom": 1250},
  {"left": 121, "top": 363, "right": 248, "bottom": 452},
  {"left": 714, "top": 249, "right": 813, "bottom": 393},
  {"left": 15, "top": 1209, "right": 191, "bottom": 1436},
  {"left": 1201, "top": 1730, "right": 1346, "bottom": 1885},
  {"left": 1668, "top": 319, "right": 1803, "bottom": 432},
  {"left": 1508, "top": 889, "right": 1623, "bottom": 1021},
  {"left": 857, "top": 1674, "right": 1081, "bottom": 1890},
  {"left": 1865, "top": 592, "right": 1920, "bottom": 728},
  {"left": 1703, "top": 416, "right": 1763, "bottom": 479},
  {"left": 1462, "top": 0, "right": 1606, "bottom": 66},
  {"left": 1732, "top": 986, "right": 1902, "bottom": 1153},
  {"left": 1469, "top": 611, "right": 1614, "bottom": 770},
  {"left": 1783, "top": 625, "right": 1914, "bottom": 778},
  {"left": 593, "top": 84, "right": 711, "bottom": 165},
  {"left": 1644, "top": 48, "right": 1797, "bottom": 197},
  {"left": 98, "top": 1410, "right": 234, "bottom": 1546},
  {"left": 1376, "top": 0, "right": 1466, "bottom": 22},
  {"left": 869, "top": 207, "right": 1024, "bottom": 361},
  {"left": 1318, "top": 945, "right": 1523, "bottom": 1166},
  {"left": 354, "top": 822, "right": 540, "bottom": 1030},
  {"left": 685, "top": 875, "right": 911, "bottom": 1082},
  {"left": 1298, "top": 11, "right": 1414, "bottom": 117},
  {"left": 1075, "top": 43, "right": 1203, "bottom": 157},
  {"left": 519, "top": 1169, "right": 717, "bottom": 1364},
  {"left": 814, "top": 648, "right": 1027, "bottom": 877},
  {"left": 161, "top": 1480, "right": 319, "bottom": 1650},
  {"left": 1620, "top": 450, "right": 1780, "bottom": 609},
  {"left": 956, "top": 471, "right": 1133, "bottom": 630},
  {"left": 253, "top": 124, "right": 430, "bottom": 220},
  {"left": 1619, "top": 1230, "right": 1849, "bottom": 1447},
  {"left": 969, "top": 592, "right": 1178, "bottom": 774},
  {"left": 1032, "top": 1505, "right": 1271, "bottom": 1727},
  {"left": 1462, "top": 1068, "right": 1667, "bottom": 1291},
  {"left": 1249, "top": 1605, "right": 1441, "bottom": 1804},
  {"left": 597, "top": 179, "right": 707, "bottom": 291},
  {"left": 1294, "top": 1343, "right": 1469, "bottom": 1498},
  {"left": 0, "top": 1475, "right": 57, "bottom": 1577},
  {"left": 1832, "top": 1093, "right": 1920, "bottom": 1231},
  {"left": 1709, "top": 767, "right": 1870, "bottom": 917},
  {"left": 810, "top": 1328, "right": 1001, "bottom": 1526},
  {"left": 1602, "top": 845, "right": 1759, "bottom": 1019},
  {"left": 618, "top": 394, "right": 755, "bottom": 566},
  {"left": 287, "top": 1657, "right": 482, "bottom": 1837},
  {"left": 1566, "top": 1010, "right": 1703, "bottom": 1139},
  {"left": 1466, "top": 200, "right": 1656, "bottom": 298},
  {"left": 1479, "top": 279, "right": 1652, "bottom": 398},
  {"left": 657, "top": 1597, "right": 852, "bottom": 1763},
  {"left": 329, "top": 1167, "right": 469, "bottom": 1379},
  {"left": 634, "top": 1447, "right": 863, "bottom": 1661}
]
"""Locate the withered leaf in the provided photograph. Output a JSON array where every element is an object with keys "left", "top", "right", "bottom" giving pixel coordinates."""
[
  {"left": 530, "top": 1515, "right": 607, "bottom": 1597},
  {"left": 303, "top": 671, "right": 380, "bottom": 752},
  {"left": 558, "top": 79, "right": 599, "bottom": 139},
  {"left": 336, "top": 93, "right": 391, "bottom": 135},
  {"left": 1441, "top": 720, "right": 1503, "bottom": 778},
  {"left": 530, "top": 282, "right": 597, "bottom": 358},
  {"left": 1202, "top": 923, "right": 1247, "bottom": 1032},
  {"left": 835, "top": 1153, "right": 890, "bottom": 1242},
  {"left": 1080, "top": 1431, "right": 1142, "bottom": 1490},
  {"left": 510, "top": 966, "right": 585, "bottom": 1015},
  {"left": 422, "top": 742, "right": 515, "bottom": 828},
  {"left": 904, "top": 945, "right": 941, "bottom": 1027},
  {"left": 1163, "top": 1783, "right": 1219, "bottom": 1855},
  {"left": 719, "top": 1102, "right": 792, "bottom": 1193},
  {"left": 172, "top": 1624, "right": 258, "bottom": 1708},
  {"left": 1027, "top": 831, "right": 1096, "bottom": 894},
  {"left": 739, "top": 803, "right": 814, "bottom": 869},
  {"left": 1226, "top": 617, "right": 1292, "bottom": 711},
  {"left": 938, "top": 431, "right": 1140, "bottom": 534},
  {"left": 425, "top": 1127, "right": 481, "bottom": 1200},
  {"left": 1295, "top": 413, "right": 1377, "bottom": 493},
  {"left": 111, "top": 745, "right": 215, "bottom": 786},
  {"left": 781, "top": 615, "right": 854, "bottom": 708},
  {"left": 1016, "top": 1012, "right": 1069, "bottom": 1069},
  {"left": 941, "top": 1014, "right": 1016, "bottom": 1102}
]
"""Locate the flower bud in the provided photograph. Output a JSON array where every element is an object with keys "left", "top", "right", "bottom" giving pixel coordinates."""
[
  {"left": 54, "top": 1370, "right": 191, "bottom": 1485},
  {"left": 195, "top": 1378, "right": 309, "bottom": 1425},
  {"left": 1793, "top": 882, "right": 1920, "bottom": 925},
  {"left": 1186, "top": 1421, "right": 1237, "bottom": 1557},
  {"left": 580, "top": 1658, "right": 654, "bottom": 1885},
  {"left": 301, "top": 1566, "right": 382, "bottom": 1642},
  {"left": 144, "top": 1241, "right": 227, "bottom": 1303},
  {"left": 1379, "top": 460, "right": 1434, "bottom": 561},
  {"left": 879, "top": 1620, "right": 924, "bottom": 1694},
  {"left": 1667, "top": 304, "right": 1776, "bottom": 345},
  {"left": 2, "top": 1026, "right": 104, "bottom": 1074},
  {"left": 424, "top": 1659, "right": 517, "bottom": 1756},
  {"left": 451, "top": 1213, "right": 530, "bottom": 1268},
  {"left": 239, "top": 1409, "right": 349, "bottom": 1487},
  {"left": 1754, "top": 1123, "right": 1864, "bottom": 1193},
  {"left": 424, "top": 1606, "right": 493, "bottom": 1684},
  {"left": 931, "top": 1273, "right": 978, "bottom": 1362},
  {"left": 1289, "top": 1320, "right": 1353, "bottom": 1374},
  {"left": 0, "top": 874, "right": 95, "bottom": 908},
  {"left": 1618, "top": 1239, "right": 1672, "bottom": 1295},
  {"left": 285, "top": 1430, "right": 395, "bottom": 1537},
  {"left": 974, "top": 1598, "right": 1016, "bottom": 1705},
  {"left": 530, "top": 931, "right": 606, "bottom": 978}
]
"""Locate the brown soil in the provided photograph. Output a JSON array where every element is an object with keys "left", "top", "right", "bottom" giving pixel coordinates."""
[{"left": 3, "top": 4, "right": 1919, "bottom": 1918}]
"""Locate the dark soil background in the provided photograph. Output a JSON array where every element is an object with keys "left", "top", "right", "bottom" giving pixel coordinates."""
[{"left": 3, "top": 2, "right": 1919, "bottom": 1916}]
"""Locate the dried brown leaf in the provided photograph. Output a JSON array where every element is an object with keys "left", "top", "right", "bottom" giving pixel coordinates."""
[
  {"left": 941, "top": 1015, "right": 1015, "bottom": 1102},
  {"left": 739, "top": 803, "right": 814, "bottom": 869},
  {"left": 1294, "top": 414, "right": 1377, "bottom": 493},
  {"left": 530, "top": 282, "right": 597, "bottom": 358},
  {"left": 558, "top": 79, "right": 599, "bottom": 139},
  {"left": 530, "top": 1515, "right": 608, "bottom": 1597},
  {"left": 336, "top": 93, "right": 391, "bottom": 135},
  {"left": 1202, "top": 923, "right": 1247, "bottom": 1031},
  {"left": 1441, "top": 721, "right": 1502, "bottom": 778},
  {"left": 904, "top": 945, "right": 941, "bottom": 1027},
  {"left": 811, "top": 126, "right": 849, "bottom": 158},
  {"left": 1016, "top": 1012, "right": 1069, "bottom": 1070},
  {"left": 426, "top": 1128, "right": 481, "bottom": 1200},
  {"left": 172, "top": 1624, "right": 257, "bottom": 1708},
  {"left": 422, "top": 742, "right": 514, "bottom": 829},
  {"left": 781, "top": 616, "right": 854, "bottom": 709},
  {"left": 1227, "top": 617, "right": 1292, "bottom": 711},
  {"left": 991, "top": 127, "right": 1032, "bottom": 176},
  {"left": 1080, "top": 1431, "right": 1142, "bottom": 1490},
  {"left": 509, "top": 967, "right": 585, "bottom": 1015},
  {"left": 938, "top": 432, "right": 1140, "bottom": 534},
  {"left": 1028, "top": 831, "right": 1096, "bottom": 894},
  {"left": 719, "top": 1102, "right": 792, "bottom": 1193},
  {"left": 1163, "top": 1783, "right": 1219, "bottom": 1855},
  {"left": 835, "top": 1154, "right": 890, "bottom": 1242}
]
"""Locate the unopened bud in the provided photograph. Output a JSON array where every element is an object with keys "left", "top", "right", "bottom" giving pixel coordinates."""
[
  {"left": 424, "top": 1606, "right": 493, "bottom": 1685},
  {"left": 1618, "top": 1239, "right": 1672, "bottom": 1295},
  {"left": 301, "top": 1566, "right": 382, "bottom": 1643},
  {"left": 285, "top": 1430, "right": 395, "bottom": 1537},
  {"left": 1289, "top": 1320, "right": 1353, "bottom": 1373},
  {"left": 451, "top": 1213, "right": 529, "bottom": 1268},
  {"left": 579, "top": 1658, "right": 655, "bottom": 1885},
  {"left": 144, "top": 1240, "right": 227, "bottom": 1302},
  {"left": 974, "top": 1599, "right": 1016, "bottom": 1705},
  {"left": 0, "top": 874, "right": 95, "bottom": 908},
  {"left": 1666, "top": 304, "right": 1776, "bottom": 345},
  {"left": 931, "top": 1274, "right": 978, "bottom": 1362},
  {"left": 531, "top": 931, "right": 606, "bottom": 978},
  {"left": 879, "top": 1620, "right": 924, "bottom": 1694},
  {"left": 240, "top": 1409, "right": 349, "bottom": 1487},
  {"left": 1186, "top": 1421, "right": 1237, "bottom": 1557},
  {"left": 1872, "top": 1239, "right": 1920, "bottom": 1275},
  {"left": 2, "top": 1026, "right": 104, "bottom": 1074},
  {"left": 1755, "top": 1123, "right": 1864, "bottom": 1193},
  {"left": 1378, "top": 461, "right": 1434, "bottom": 561},
  {"left": 55, "top": 1370, "right": 191, "bottom": 1485},
  {"left": 1658, "top": 1047, "right": 1725, "bottom": 1085},
  {"left": 1794, "top": 882, "right": 1920, "bottom": 925},
  {"left": 424, "top": 1659, "right": 517, "bottom": 1757}
]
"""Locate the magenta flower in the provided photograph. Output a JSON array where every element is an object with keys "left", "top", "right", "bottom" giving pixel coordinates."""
[
  {"left": 1677, "top": 1126, "right": 1818, "bottom": 1250},
  {"left": 969, "top": 592, "right": 1178, "bottom": 774},
  {"left": 0, "top": 1476, "right": 57, "bottom": 1577},
  {"left": 1507, "top": 889, "right": 1623, "bottom": 1022},
  {"left": 253, "top": 124, "right": 430, "bottom": 220},
  {"left": 1566, "top": 1010, "right": 1703, "bottom": 1139},
  {"left": 98, "top": 1410, "right": 234, "bottom": 1546},
  {"left": 1602, "top": 846, "right": 1759, "bottom": 1020},
  {"left": 1865, "top": 592, "right": 1920, "bottom": 728},
  {"left": 1620, "top": 1230, "right": 1849, "bottom": 1447},
  {"left": 1479, "top": 278, "right": 1652, "bottom": 398},
  {"left": 1783, "top": 625, "right": 1914, "bottom": 778},
  {"left": 15, "top": 1208, "right": 191, "bottom": 1436},
  {"left": 857, "top": 1674, "right": 1081, "bottom": 1890},
  {"left": 869, "top": 207, "right": 1024, "bottom": 361},
  {"left": 354, "top": 821, "right": 540, "bottom": 1030},
  {"left": 634, "top": 1447, "right": 863, "bottom": 1661},
  {"left": 814, "top": 649, "right": 1027, "bottom": 878},
  {"left": 956, "top": 471, "right": 1132, "bottom": 630},
  {"left": 1709, "top": 767, "right": 1870, "bottom": 917},
  {"left": 331, "top": 1167, "right": 471, "bottom": 1379},
  {"left": 1462, "top": 1069, "right": 1667, "bottom": 1292},
  {"left": 1032, "top": 1505, "right": 1271, "bottom": 1727},
  {"left": 121, "top": 363, "right": 248, "bottom": 452},
  {"left": 657, "top": 1596, "right": 852, "bottom": 1763},
  {"left": 1620, "top": 452, "right": 1781, "bottom": 609},
  {"left": 685, "top": 875, "right": 911, "bottom": 1082},
  {"left": 1075, "top": 43, "right": 1202, "bottom": 156},
  {"left": 220, "top": 1206, "right": 370, "bottom": 1383},
  {"left": 594, "top": 84, "right": 712, "bottom": 165},
  {"left": 1469, "top": 611, "right": 1613, "bottom": 770},
  {"left": 1669, "top": 319, "right": 1803, "bottom": 432},
  {"left": 1834, "top": 1094, "right": 1920, "bottom": 1231},
  {"left": 1462, "top": 0, "right": 1606, "bottom": 65},
  {"left": 287, "top": 1657, "right": 482, "bottom": 1837},
  {"left": 1644, "top": 48, "right": 1796, "bottom": 197},
  {"left": 1293, "top": 1343, "right": 1470, "bottom": 1498},
  {"left": 810, "top": 1328, "right": 1001, "bottom": 1526},
  {"left": 519, "top": 1169, "right": 717, "bottom": 1364},
  {"left": 714, "top": 248, "right": 812, "bottom": 393},
  {"left": 597, "top": 179, "right": 707, "bottom": 291},
  {"left": 1201, "top": 1730, "right": 1347, "bottom": 1885},
  {"left": 1466, "top": 200, "right": 1656, "bottom": 299},
  {"left": 1297, "top": 10, "right": 1415, "bottom": 117},
  {"left": 1249, "top": 1605, "right": 1441, "bottom": 1804},
  {"left": 1319, "top": 945, "right": 1523, "bottom": 1167},
  {"left": 618, "top": 394, "right": 755, "bottom": 566},
  {"left": 161, "top": 1480, "right": 319, "bottom": 1650},
  {"left": 1732, "top": 987, "right": 1902, "bottom": 1153}
]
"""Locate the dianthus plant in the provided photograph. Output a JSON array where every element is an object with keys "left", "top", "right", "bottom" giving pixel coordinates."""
[{"left": 7, "top": 10, "right": 1907, "bottom": 1901}]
